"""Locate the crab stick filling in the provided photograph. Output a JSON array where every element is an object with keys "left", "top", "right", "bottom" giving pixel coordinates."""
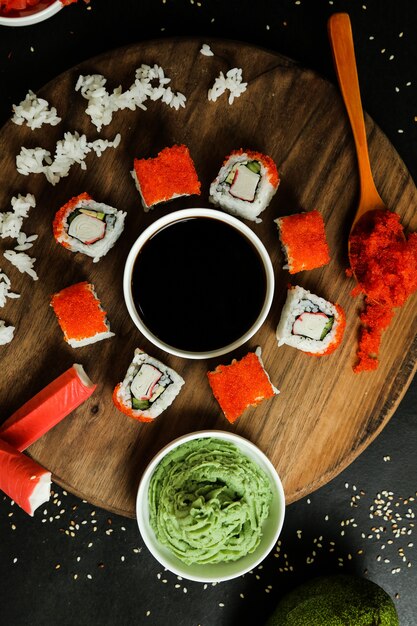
[
  {"left": 130, "top": 364, "right": 168, "bottom": 410},
  {"left": 68, "top": 209, "right": 107, "bottom": 244},
  {"left": 292, "top": 312, "right": 334, "bottom": 341},
  {"left": 229, "top": 164, "right": 260, "bottom": 201}
]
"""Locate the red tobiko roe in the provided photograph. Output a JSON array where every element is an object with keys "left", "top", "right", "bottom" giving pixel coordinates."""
[
  {"left": 349, "top": 209, "right": 417, "bottom": 373},
  {"left": 349, "top": 209, "right": 417, "bottom": 307},
  {"left": 0, "top": 0, "right": 78, "bottom": 12}
]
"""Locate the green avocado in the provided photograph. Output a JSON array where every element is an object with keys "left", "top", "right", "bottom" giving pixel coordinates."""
[{"left": 265, "top": 575, "right": 399, "bottom": 626}]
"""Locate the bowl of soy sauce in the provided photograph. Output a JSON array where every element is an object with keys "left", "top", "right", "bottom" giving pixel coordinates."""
[{"left": 123, "top": 208, "right": 274, "bottom": 359}]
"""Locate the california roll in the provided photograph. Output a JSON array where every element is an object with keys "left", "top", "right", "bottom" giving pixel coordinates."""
[
  {"left": 209, "top": 149, "right": 279, "bottom": 222},
  {"left": 276, "top": 286, "right": 346, "bottom": 356},
  {"left": 112, "top": 349, "right": 184, "bottom": 422},
  {"left": 53, "top": 192, "right": 126, "bottom": 263}
]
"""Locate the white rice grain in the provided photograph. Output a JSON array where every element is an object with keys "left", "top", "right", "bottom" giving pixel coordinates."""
[
  {"left": 16, "top": 132, "right": 120, "bottom": 186},
  {"left": 3, "top": 250, "right": 38, "bottom": 281},
  {"left": 12, "top": 90, "right": 61, "bottom": 130},
  {"left": 0, "top": 271, "right": 20, "bottom": 308},
  {"left": 0, "top": 194, "right": 36, "bottom": 241},
  {"left": 76, "top": 64, "right": 187, "bottom": 131},
  {"left": 208, "top": 67, "right": 248, "bottom": 104},
  {"left": 0, "top": 320, "right": 15, "bottom": 345},
  {"left": 200, "top": 44, "right": 214, "bottom": 57}
]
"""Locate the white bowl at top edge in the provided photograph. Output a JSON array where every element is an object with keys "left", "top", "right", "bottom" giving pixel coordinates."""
[
  {"left": 0, "top": 0, "right": 63, "bottom": 26},
  {"left": 136, "top": 430, "right": 286, "bottom": 584},
  {"left": 123, "top": 207, "right": 275, "bottom": 360}
]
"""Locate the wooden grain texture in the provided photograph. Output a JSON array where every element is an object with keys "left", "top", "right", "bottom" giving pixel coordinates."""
[{"left": 0, "top": 39, "right": 415, "bottom": 518}]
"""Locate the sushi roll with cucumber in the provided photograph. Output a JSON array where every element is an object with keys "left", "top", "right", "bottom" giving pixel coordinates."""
[
  {"left": 209, "top": 149, "right": 279, "bottom": 222},
  {"left": 53, "top": 192, "right": 126, "bottom": 263},
  {"left": 276, "top": 285, "right": 346, "bottom": 356},
  {"left": 112, "top": 349, "right": 184, "bottom": 422}
]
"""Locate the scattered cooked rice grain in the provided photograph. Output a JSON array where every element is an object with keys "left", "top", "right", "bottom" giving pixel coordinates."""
[
  {"left": 200, "top": 43, "right": 214, "bottom": 56},
  {"left": 0, "top": 194, "right": 36, "bottom": 243},
  {"left": 16, "top": 132, "right": 120, "bottom": 186},
  {"left": 12, "top": 90, "right": 61, "bottom": 130},
  {"left": 14, "top": 232, "right": 38, "bottom": 251},
  {"left": 3, "top": 250, "right": 38, "bottom": 281},
  {"left": 76, "top": 64, "right": 186, "bottom": 131},
  {"left": 0, "top": 320, "right": 15, "bottom": 345},
  {"left": 11, "top": 194, "right": 36, "bottom": 218},
  {"left": 0, "top": 213, "right": 23, "bottom": 239},
  {"left": 208, "top": 67, "right": 248, "bottom": 104},
  {"left": 0, "top": 271, "right": 20, "bottom": 307}
]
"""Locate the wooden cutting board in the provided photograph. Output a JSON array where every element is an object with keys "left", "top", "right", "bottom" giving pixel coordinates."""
[{"left": 0, "top": 39, "right": 415, "bottom": 518}]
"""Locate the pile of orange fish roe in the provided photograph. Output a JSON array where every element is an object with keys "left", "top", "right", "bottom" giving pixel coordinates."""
[{"left": 348, "top": 210, "right": 417, "bottom": 372}]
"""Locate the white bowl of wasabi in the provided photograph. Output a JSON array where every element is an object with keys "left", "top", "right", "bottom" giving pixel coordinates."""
[{"left": 136, "top": 430, "right": 285, "bottom": 583}]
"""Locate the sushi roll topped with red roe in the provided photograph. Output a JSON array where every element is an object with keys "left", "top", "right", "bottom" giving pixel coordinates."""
[
  {"left": 207, "top": 347, "right": 279, "bottom": 423},
  {"left": 51, "top": 281, "right": 114, "bottom": 348},
  {"left": 275, "top": 209, "right": 330, "bottom": 274},
  {"left": 132, "top": 144, "right": 201, "bottom": 211}
]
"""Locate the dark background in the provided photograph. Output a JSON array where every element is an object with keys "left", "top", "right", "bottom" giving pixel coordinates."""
[{"left": 0, "top": 1, "right": 416, "bottom": 624}]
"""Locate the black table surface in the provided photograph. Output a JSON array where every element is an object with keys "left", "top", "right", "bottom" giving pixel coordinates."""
[{"left": 0, "top": 1, "right": 416, "bottom": 624}]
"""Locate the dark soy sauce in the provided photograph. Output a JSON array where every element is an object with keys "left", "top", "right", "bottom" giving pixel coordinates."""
[{"left": 132, "top": 217, "right": 267, "bottom": 352}]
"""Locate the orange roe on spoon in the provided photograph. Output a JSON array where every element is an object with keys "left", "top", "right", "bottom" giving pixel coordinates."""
[{"left": 349, "top": 210, "right": 417, "bottom": 372}]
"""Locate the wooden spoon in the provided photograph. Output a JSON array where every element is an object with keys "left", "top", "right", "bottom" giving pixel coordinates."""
[{"left": 328, "top": 13, "right": 391, "bottom": 283}]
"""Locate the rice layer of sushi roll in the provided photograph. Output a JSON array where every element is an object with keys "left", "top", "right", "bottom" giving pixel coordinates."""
[
  {"left": 276, "top": 285, "right": 345, "bottom": 356},
  {"left": 209, "top": 149, "right": 279, "bottom": 222},
  {"left": 275, "top": 210, "right": 330, "bottom": 273},
  {"left": 112, "top": 349, "right": 185, "bottom": 422},
  {"left": 207, "top": 347, "right": 279, "bottom": 423},
  {"left": 51, "top": 281, "right": 114, "bottom": 348},
  {"left": 132, "top": 144, "right": 201, "bottom": 211},
  {"left": 53, "top": 192, "right": 126, "bottom": 263}
]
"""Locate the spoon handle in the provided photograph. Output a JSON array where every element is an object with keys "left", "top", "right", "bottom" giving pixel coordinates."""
[{"left": 328, "top": 13, "right": 383, "bottom": 220}]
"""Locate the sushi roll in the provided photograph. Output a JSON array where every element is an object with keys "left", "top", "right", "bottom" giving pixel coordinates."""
[
  {"left": 51, "top": 281, "right": 114, "bottom": 348},
  {"left": 53, "top": 192, "right": 126, "bottom": 263},
  {"left": 276, "top": 285, "right": 346, "bottom": 356},
  {"left": 132, "top": 144, "right": 201, "bottom": 211},
  {"left": 275, "top": 210, "right": 330, "bottom": 273},
  {"left": 209, "top": 149, "right": 279, "bottom": 222},
  {"left": 207, "top": 347, "right": 279, "bottom": 423},
  {"left": 113, "top": 349, "right": 185, "bottom": 422}
]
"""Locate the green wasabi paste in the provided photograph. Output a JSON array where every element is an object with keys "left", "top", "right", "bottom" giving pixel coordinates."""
[{"left": 148, "top": 437, "right": 273, "bottom": 566}]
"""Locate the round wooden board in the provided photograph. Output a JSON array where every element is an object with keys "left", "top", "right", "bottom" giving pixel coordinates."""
[{"left": 0, "top": 39, "right": 416, "bottom": 518}]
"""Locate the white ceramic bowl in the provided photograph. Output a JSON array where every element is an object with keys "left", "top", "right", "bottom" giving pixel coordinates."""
[
  {"left": 123, "top": 208, "right": 275, "bottom": 360},
  {"left": 0, "top": 0, "right": 63, "bottom": 27},
  {"left": 136, "top": 430, "right": 285, "bottom": 583}
]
